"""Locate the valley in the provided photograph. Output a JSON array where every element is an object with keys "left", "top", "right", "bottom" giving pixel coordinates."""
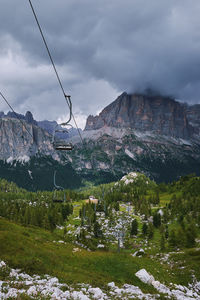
[
  {"left": 1, "top": 1, "right": 200, "bottom": 298},
  {"left": 0, "top": 93, "right": 200, "bottom": 299}
]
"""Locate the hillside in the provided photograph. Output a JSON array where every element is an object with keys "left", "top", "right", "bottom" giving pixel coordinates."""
[
  {"left": 70, "top": 127, "right": 200, "bottom": 183},
  {"left": 0, "top": 174, "right": 200, "bottom": 299}
]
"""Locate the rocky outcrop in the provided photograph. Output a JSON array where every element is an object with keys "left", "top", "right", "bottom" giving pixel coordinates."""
[
  {"left": 185, "top": 104, "right": 200, "bottom": 136},
  {"left": 0, "top": 111, "right": 81, "bottom": 144},
  {"left": 85, "top": 93, "right": 194, "bottom": 139},
  {"left": 2, "top": 111, "right": 37, "bottom": 126},
  {"left": 25, "top": 111, "right": 37, "bottom": 125},
  {"left": 0, "top": 118, "right": 59, "bottom": 161}
]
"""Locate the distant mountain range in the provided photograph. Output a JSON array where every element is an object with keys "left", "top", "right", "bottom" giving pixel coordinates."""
[{"left": 0, "top": 92, "right": 200, "bottom": 190}]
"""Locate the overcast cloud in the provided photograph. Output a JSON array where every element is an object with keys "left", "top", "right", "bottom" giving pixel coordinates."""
[{"left": 0, "top": 0, "right": 200, "bottom": 128}]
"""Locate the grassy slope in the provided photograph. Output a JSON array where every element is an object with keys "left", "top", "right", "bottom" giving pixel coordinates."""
[
  {"left": 0, "top": 217, "right": 166, "bottom": 294},
  {"left": 1, "top": 216, "right": 200, "bottom": 295}
]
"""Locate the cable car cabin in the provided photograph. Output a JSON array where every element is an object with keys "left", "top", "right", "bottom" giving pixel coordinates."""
[{"left": 52, "top": 189, "right": 66, "bottom": 203}]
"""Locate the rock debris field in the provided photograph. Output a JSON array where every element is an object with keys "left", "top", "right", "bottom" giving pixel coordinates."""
[{"left": 1, "top": 261, "right": 200, "bottom": 299}]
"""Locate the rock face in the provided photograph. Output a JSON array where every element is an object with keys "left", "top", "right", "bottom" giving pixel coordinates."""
[
  {"left": 185, "top": 104, "right": 200, "bottom": 136},
  {"left": 25, "top": 111, "right": 37, "bottom": 125},
  {"left": 85, "top": 93, "right": 194, "bottom": 139},
  {"left": 0, "top": 116, "right": 81, "bottom": 191},
  {"left": 0, "top": 117, "right": 59, "bottom": 161},
  {"left": 5, "top": 111, "right": 38, "bottom": 126},
  {"left": 70, "top": 126, "right": 200, "bottom": 183}
]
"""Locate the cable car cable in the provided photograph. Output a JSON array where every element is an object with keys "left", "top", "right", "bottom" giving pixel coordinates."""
[{"left": 28, "top": 0, "right": 83, "bottom": 144}]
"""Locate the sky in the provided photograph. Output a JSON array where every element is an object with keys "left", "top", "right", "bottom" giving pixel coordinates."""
[{"left": 0, "top": 0, "right": 200, "bottom": 129}]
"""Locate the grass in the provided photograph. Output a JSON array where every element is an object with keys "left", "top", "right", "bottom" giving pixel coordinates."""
[
  {"left": 1, "top": 185, "right": 200, "bottom": 297},
  {"left": 159, "top": 193, "right": 172, "bottom": 206},
  {"left": 0, "top": 217, "right": 169, "bottom": 294},
  {"left": 1, "top": 216, "right": 199, "bottom": 295}
]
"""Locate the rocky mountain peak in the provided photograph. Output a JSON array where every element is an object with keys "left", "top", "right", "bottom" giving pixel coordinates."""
[
  {"left": 25, "top": 111, "right": 35, "bottom": 124},
  {"left": 85, "top": 92, "right": 194, "bottom": 139},
  {"left": 1, "top": 110, "right": 38, "bottom": 126}
]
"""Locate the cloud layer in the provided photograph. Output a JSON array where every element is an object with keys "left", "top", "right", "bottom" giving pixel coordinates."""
[{"left": 0, "top": 0, "right": 200, "bottom": 127}]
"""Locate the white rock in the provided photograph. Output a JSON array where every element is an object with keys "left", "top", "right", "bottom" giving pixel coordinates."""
[
  {"left": 135, "top": 269, "right": 155, "bottom": 284},
  {"left": 88, "top": 287, "right": 105, "bottom": 299},
  {"left": 27, "top": 286, "right": 38, "bottom": 296},
  {"left": 71, "top": 290, "right": 90, "bottom": 299},
  {"left": 0, "top": 261, "right": 6, "bottom": 268},
  {"left": 108, "top": 282, "right": 115, "bottom": 288}
]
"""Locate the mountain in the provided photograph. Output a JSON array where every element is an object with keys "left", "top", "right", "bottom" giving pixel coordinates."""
[
  {"left": 70, "top": 92, "right": 200, "bottom": 183},
  {"left": 85, "top": 92, "right": 195, "bottom": 139},
  {"left": 0, "top": 117, "right": 59, "bottom": 162},
  {"left": 0, "top": 111, "right": 81, "bottom": 139},
  {"left": 0, "top": 116, "right": 82, "bottom": 190},
  {"left": 1, "top": 92, "right": 200, "bottom": 189}
]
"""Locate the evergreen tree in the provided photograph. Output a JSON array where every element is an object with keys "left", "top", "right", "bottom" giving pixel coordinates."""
[
  {"left": 153, "top": 213, "right": 161, "bottom": 228},
  {"left": 165, "top": 225, "right": 169, "bottom": 239},
  {"left": 142, "top": 223, "right": 148, "bottom": 235},
  {"left": 160, "top": 233, "right": 165, "bottom": 251},
  {"left": 185, "top": 223, "right": 197, "bottom": 248},
  {"left": 147, "top": 222, "right": 154, "bottom": 239},
  {"left": 130, "top": 219, "right": 138, "bottom": 236},
  {"left": 94, "top": 222, "right": 102, "bottom": 238}
]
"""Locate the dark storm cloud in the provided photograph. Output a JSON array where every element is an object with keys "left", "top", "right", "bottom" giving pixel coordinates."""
[{"left": 0, "top": 0, "right": 200, "bottom": 127}]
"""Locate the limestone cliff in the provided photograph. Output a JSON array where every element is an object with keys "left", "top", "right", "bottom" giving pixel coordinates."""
[
  {"left": 0, "top": 117, "right": 59, "bottom": 161},
  {"left": 85, "top": 93, "right": 194, "bottom": 139}
]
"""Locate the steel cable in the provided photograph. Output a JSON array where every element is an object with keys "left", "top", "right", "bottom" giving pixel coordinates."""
[{"left": 28, "top": 0, "right": 83, "bottom": 144}]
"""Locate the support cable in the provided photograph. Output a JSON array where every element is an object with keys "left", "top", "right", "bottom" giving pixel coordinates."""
[{"left": 28, "top": 0, "right": 83, "bottom": 144}]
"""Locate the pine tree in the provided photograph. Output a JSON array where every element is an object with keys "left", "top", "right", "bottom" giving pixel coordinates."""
[
  {"left": 147, "top": 222, "right": 154, "bottom": 239},
  {"left": 94, "top": 222, "right": 102, "bottom": 238},
  {"left": 165, "top": 225, "right": 169, "bottom": 239},
  {"left": 185, "top": 223, "right": 197, "bottom": 248},
  {"left": 153, "top": 213, "right": 161, "bottom": 228},
  {"left": 131, "top": 219, "right": 138, "bottom": 236},
  {"left": 142, "top": 223, "right": 148, "bottom": 235}
]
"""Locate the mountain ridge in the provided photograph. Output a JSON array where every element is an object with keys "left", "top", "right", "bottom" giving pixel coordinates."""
[
  {"left": 85, "top": 92, "right": 199, "bottom": 140},
  {"left": 0, "top": 92, "right": 200, "bottom": 190}
]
